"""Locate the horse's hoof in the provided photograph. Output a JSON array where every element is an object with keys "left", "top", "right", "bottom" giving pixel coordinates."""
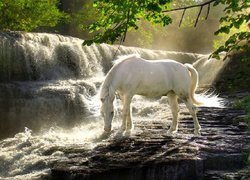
[
  {"left": 115, "top": 130, "right": 124, "bottom": 137},
  {"left": 124, "top": 130, "right": 132, "bottom": 137},
  {"left": 118, "top": 128, "right": 126, "bottom": 134},
  {"left": 126, "top": 124, "right": 134, "bottom": 131},
  {"left": 98, "top": 131, "right": 111, "bottom": 140},
  {"left": 194, "top": 130, "right": 201, "bottom": 136},
  {"left": 167, "top": 129, "right": 177, "bottom": 135}
]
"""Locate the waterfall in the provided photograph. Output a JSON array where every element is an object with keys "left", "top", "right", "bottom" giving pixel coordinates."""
[{"left": 0, "top": 31, "right": 225, "bottom": 82}]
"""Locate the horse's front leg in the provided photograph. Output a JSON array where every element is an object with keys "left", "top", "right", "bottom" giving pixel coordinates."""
[
  {"left": 126, "top": 100, "right": 133, "bottom": 131},
  {"left": 121, "top": 95, "right": 133, "bottom": 132},
  {"left": 118, "top": 95, "right": 126, "bottom": 132}
]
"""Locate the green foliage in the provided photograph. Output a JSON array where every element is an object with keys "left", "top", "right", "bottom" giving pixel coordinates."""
[
  {"left": 235, "top": 95, "right": 250, "bottom": 128},
  {"left": 211, "top": 0, "right": 250, "bottom": 59},
  {"left": 83, "top": 0, "right": 173, "bottom": 45},
  {"left": 56, "top": 0, "right": 97, "bottom": 38},
  {"left": 0, "top": 0, "right": 68, "bottom": 31}
]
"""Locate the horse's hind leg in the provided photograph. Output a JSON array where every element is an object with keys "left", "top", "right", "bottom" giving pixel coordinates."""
[
  {"left": 184, "top": 98, "right": 201, "bottom": 135},
  {"left": 167, "top": 92, "right": 180, "bottom": 134}
]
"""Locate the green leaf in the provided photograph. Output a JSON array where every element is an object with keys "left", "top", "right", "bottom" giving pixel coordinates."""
[
  {"left": 213, "top": 0, "right": 221, "bottom": 6},
  {"left": 233, "top": 18, "right": 244, "bottom": 29},
  {"left": 146, "top": 3, "right": 162, "bottom": 12}
]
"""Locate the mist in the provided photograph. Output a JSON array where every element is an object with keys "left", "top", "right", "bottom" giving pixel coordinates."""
[{"left": 124, "top": 4, "right": 224, "bottom": 53}]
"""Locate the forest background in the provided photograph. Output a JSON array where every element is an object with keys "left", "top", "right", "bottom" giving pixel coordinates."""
[{"left": 0, "top": 0, "right": 248, "bottom": 56}]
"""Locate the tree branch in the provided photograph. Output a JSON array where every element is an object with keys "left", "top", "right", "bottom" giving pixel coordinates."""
[
  {"left": 112, "top": 9, "right": 130, "bottom": 59},
  {"left": 205, "top": 3, "right": 211, "bottom": 20},
  {"left": 162, "top": 0, "right": 216, "bottom": 13},
  {"left": 179, "top": 9, "right": 186, "bottom": 27},
  {"left": 163, "top": 0, "right": 216, "bottom": 27},
  {"left": 122, "top": 9, "right": 130, "bottom": 42},
  {"left": 194, "top": 5, "right": 203, "bottom": 27}
]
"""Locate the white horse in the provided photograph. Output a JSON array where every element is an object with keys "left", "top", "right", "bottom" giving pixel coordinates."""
[{"left": 100, "top": 54, "right": 203, "bottom": 136}]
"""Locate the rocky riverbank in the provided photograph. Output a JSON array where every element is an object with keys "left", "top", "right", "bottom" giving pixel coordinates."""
[{"left": 48, "top": 92, "right": 250, "bottom": 180}]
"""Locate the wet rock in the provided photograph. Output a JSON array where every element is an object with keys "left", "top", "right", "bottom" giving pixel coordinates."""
[
  {"left": 49, "top": 93, "right": 250, "bottom": 180},
  {"left": 238, "top": 122, "right": 248, "bottom": 130}
]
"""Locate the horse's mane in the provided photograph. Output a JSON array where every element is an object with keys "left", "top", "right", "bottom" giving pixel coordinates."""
[
  {"left": 100, "top": 54, "right": 140, "bottom": 100},
  {"left": 114, "top": 54, "right": 140, "bottom": 64}
]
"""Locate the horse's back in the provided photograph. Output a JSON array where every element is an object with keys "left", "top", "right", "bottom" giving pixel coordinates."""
[
  {"left": 112, "top": 57, "right": 191, "bottom": 97},
  {"left": 116, "top": 57, "right": 189, "bottom": 82}
]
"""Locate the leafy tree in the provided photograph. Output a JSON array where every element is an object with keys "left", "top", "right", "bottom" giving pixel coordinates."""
[
  {"left": 55, "top": 0, "right": 97, "bottom": 38},
  {"left": 83, "top": 0, "right": 249, "bottom": 59},
  {"left": 83, "top": 0, "right": 173, "bottom": 45},
  {"left": 211, "top": 0, "right": 250, "bottom": 59},
  {"left": 0, "top": 0, "right": 67, "bottom": 31}
]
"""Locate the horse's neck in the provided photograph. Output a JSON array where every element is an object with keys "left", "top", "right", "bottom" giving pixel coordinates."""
[
  {"left": 101, "top": 71, "right": 116, "bottom": 100},
  {"left": 101, "top": 57, "right": 133, "bottom": 100}
]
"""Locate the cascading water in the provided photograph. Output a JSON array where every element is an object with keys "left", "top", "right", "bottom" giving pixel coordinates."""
[{"left": 0, "top": 32, "right": 229, "bottom": 179}]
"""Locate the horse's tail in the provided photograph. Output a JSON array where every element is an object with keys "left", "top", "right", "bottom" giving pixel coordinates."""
[{"left": 185, "top": 64, "right": 203, "bottom": 105}]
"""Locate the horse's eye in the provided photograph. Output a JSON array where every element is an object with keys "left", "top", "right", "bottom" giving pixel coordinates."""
[{"left": 111, "top": 111, "right": 114, "bottom": 116}]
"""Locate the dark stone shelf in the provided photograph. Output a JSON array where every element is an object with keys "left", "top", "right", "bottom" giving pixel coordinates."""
[{"left": 48, "top": 94, "right": 250, "bottom": 180}]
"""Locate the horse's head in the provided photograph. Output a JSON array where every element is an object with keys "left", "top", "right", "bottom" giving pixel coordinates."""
[{"left": 100, "top": 95, "right": 114, "bottom": 132}]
